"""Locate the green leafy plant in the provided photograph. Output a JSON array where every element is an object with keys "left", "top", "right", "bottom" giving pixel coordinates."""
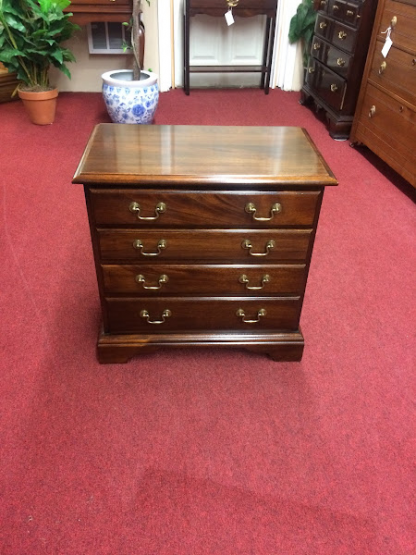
[
  {"left": 288, "top": 0, "right": 317, "bottom": 66},
  {"left": 0, "top": 0, "right": 80, "bottom": 91},
  {"left": 122, "top": 0, "right": 150, "bottom": 80}
]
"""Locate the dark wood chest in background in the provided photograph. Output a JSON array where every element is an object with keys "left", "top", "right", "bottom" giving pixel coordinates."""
[
  {"left": 350, "top": 0, "right": 416, "bottom": 188},
  {"left": 65, "top": 0, "right": 132, "bottom": 25},
  {"left": 301, "top": 0, "right": 377, "bottom": 140},
  {"left": 73, "top": 124, "right": 337, "bottom": 364}
]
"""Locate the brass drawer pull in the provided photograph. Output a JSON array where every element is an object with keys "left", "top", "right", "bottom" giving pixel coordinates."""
[
  {"left": 336, "top": 57, "right": 346, "bottom": 67},
  {"left": 379, "top": 61, "right": 387, "bottom": 74},
  {"left": 133, "top": 239, "right": 167, "bottom": 256},
  {"left": 338, "top": 30, "right": 347, "bottom": 40},
  {"left": 308, "top": 67, "right": 315, "bottom": 73},
  {"left": 245, "top": 202, "right": 281, "bottom": 221},
  {"left": 346, "top": 9, "right": 354, "bottom": 16},
  {"left": 129, "top": 201, "right": 166, "bottom": 221},
  {"left": 330, "top": 83, "right": 338, "bottom": 92},
  {"left": 332, "top": 5, "right": 339, "bottom": 11},
  {"left": 140, "top": 309, "right": 171, "bottom": 325},
  {"left": 135, "top": 274, "right": 169, "bottom": 290},
  {"left": 242, "top": 239, "right": 275, "bottom": 257},
  {"left": 369, "top": 105, "right": 376, "bottom": 118},
  {"left": 239, "top": 274, "right": 270, "bottom": 290},
  {"left": 319, "top": 21, "right": 327, "bottom": 29},
  {"left": 313, "top": 42, "right": 321, "bottom": 50},
  {"left": 227, "top": 0, "right": 239, "bottom": 6},
  {"left": 391, "top": 16, "right": 397, "bottom": 27},
  {"left": 236, "top": 308, "right": 267, "bottom": 324}
]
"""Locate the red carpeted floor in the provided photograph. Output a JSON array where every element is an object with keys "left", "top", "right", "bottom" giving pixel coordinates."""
[{"left": 1, "top": 89, "right": 415, "bottom": 554}]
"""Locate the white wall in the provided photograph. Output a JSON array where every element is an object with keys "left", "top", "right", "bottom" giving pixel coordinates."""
[{"left": 51, "top": 3, "right": 160, "bottom": 92}]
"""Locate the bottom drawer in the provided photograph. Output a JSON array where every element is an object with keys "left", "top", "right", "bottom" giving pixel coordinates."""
[{"left": 104, "top": 297, "right": 302, "bottom": 333}]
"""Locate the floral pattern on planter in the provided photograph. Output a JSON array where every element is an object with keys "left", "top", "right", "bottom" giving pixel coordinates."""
[
  {"left": 101, "top": 70, "right": 159, "bottom": 125},
  {"left": 102, "top": 82, "right": 159, "bottom": 124}
]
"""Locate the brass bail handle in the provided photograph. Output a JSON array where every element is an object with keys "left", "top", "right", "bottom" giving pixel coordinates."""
[
  {"left": 239, "top": 274, "right": 270, "bottom": 291},
  {"left": 236, "top": 308, "right": 267, "bottom": 324},
  {"left": 135, "top": 274, "right": 169, "bottom": 290},
  {"left": 129, "top": 201, "right": 166, "bottom": 221},
  {"left": 227, "top": 0, "right": 239, "bottom": 7},
  {"left": 133, "top": 239, "right": 167, "bottom": 257},
  {"left": 245, "top": 202, "right": 282, "bottom": 221},
  {"left": 140, "top": 309, "right": 171, "bottom": 325},
  {"left": 242, "top": 239, "right": 275, "bottom": 257}
]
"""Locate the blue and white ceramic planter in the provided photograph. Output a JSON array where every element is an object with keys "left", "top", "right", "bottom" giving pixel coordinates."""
[{"left": 101, "top": 69, "right": 159, "bottom": 124}]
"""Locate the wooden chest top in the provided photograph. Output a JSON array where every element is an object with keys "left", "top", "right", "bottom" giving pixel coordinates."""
[{"left": 73, "top": 124, "right": 338, "bottom": 188}]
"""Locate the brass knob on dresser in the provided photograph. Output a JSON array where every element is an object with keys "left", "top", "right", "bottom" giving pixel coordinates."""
[
  {"left": 332, "top": 5, "right": 339, "bottom": 11},
  {"left": 242, "top": 239, "right": 275, "bottom": 257},
  {"left": 308, "top": 67, "right": 315, "bottom": 73},
  {"left": 391, "top": 16, "right": 397, "bottom": 27},
  {"left": 336, "top": 58, "right": 346, "bottom": 67},
  {"left": 319, "top": 22, "right": 327, "bottom": 29},
  {"left": 346, "top": 9, "right": 354, "bottom": 16},
  {"left": 140, "top": 309, "right": 171, "bottom": 325},
  {"left": 379, "top": 61, "right": 387, "bottom": 75},
  {"left": 368, "top": 105, "right": 376, "bottom": 118},
  {"left": 129, "top": 201, "right": 166, "bottom": 221},
  {"left": 338, "top": 30, "right": 347, "bottom": 40},
  {"left": 226, "top": 0, "right": 239, "bottom": 6},
  {"left": 245, "top": 202, "right": 281, "bottom": 221},
  {"left": 133, "top": 239, "right": 167, "bottom": 256},
  {"left": 330, "top": 83, "right": 338, "bottom": 92},
  {"left": 239, "top": 274, "right": 270, "bottom": 291},
  {"left": 236, "top": 308, "right": 267, "bottom": 324},
  {"left": 313, "top": 42, "right": 321, "bottom": 50},
  {"left": 136, "top": 274, "right": 169, "bottom": 290}
]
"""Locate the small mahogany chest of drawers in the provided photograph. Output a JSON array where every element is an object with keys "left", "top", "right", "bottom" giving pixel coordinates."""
[{"left": 73, "top": 124, "right": 337, "bottom": 363}]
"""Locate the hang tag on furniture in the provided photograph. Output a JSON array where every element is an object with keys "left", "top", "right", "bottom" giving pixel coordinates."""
[
  {"left": 225, "top": 9, "right": 234, "bottom": 26},
  {"left": 381, "top": 27, "right": 392, "bottom": 58},
  {"left": 381, "top": 36, "right": 392, "bottom": 57}
]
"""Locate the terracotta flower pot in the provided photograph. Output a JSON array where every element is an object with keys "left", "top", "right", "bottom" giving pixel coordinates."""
[{"left": 18, "top": 88, "right": 59, "bottom": 125}]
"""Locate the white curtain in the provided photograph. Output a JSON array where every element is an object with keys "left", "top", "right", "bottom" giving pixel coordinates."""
[
  {"left": 271, "top": 0, "right": 304, "bottom": 91},
  {"left": 161, "top": 0, "right": 304, "bottom": 92}
]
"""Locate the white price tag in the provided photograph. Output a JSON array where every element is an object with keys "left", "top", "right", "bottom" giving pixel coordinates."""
[
  {"left": 381, "top": 27, "right": 393, "bottom": 58},
  {"left": 225, "top": 9, "right": 234, "bottom": 26},
  {"left": 381, "top": 36, "right": 392, "bottom": 57}
]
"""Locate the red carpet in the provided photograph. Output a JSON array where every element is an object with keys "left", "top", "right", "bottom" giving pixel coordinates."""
[{"left": 1, "top": 89, "right": 415, "bottom": 554}]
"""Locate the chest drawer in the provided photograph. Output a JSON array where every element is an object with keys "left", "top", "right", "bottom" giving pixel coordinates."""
[
  {"left": 355, "top": 83, "right": 416, "bottom": 178},
  {"left": 332, "top": 21, "right": 358, "bottom": 53},
  {"left": 89, "top": 190, "right": 321, "bottom": 228},
  {"left": 101, "top": 263, "right": 307, "bottom": 295},
  {"left": 312, "top": 37, "right": 353, "bottom": 79},
  {"left": 328, "top": 0, "right": 363, "bottom": 27},
  {"left": 105, "top": 297, "right": 302, "bottom": 333},
  {"left": 379, "top": 1, "right": 416, "bottom": 53},
  {"left": 307, "top": 60, "right": 347, "bottom": 111},
  {"left": 97, "top": 229, "right": 313, "bottom": 262},
  {"left": 369, "top": 41, "right": 416, "bottom": 106}
]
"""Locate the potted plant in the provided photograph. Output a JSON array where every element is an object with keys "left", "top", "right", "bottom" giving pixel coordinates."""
[
  {"left": 0, "top": 0, "right": 79, "bottom": 125},
  {"left": 288, "top": 0, "right": 317, "bottom": 69},
  {"left": 101, "top": 0, "right": 159, "bottom": 125}
]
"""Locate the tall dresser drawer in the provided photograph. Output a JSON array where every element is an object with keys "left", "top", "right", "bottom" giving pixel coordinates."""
[
  {"left": 104, "top": 297, "right": 302, "bottom": 333},
  {"left": 379, "top": 1, "right": 416, "bottom": 52},
  {"left": 101, "top": 263, "right": 307, "bottom": 295},
  {"left": 97, "top": 229, "right": 313, "bottom": 262},
  {"left": 359, "top": 83, "right": 416, "bottom": 149},
  {"left": 369, "top": 41, "right": 416, "bottom": 106},
  {"left": 89, "top": 190, "right": 321, "bottom": 227}
]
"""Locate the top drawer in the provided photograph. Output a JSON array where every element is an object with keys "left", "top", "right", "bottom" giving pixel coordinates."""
[
  {"left": 378, "top": 2, "right": 416, "bottom": 53},
  {"left": 88, "top": 189, "right": 321, "bottom": 228}
]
